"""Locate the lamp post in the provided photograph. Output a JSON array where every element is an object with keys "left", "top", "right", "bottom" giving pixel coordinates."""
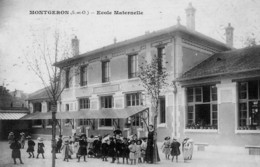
[{"left": 51, "top": 103, "right": 57, "bottom": 167}]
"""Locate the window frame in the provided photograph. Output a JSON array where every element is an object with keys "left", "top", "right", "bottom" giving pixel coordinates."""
[
  {"left": 65, "top": 68, "right": 70, "bottom": 88},
  {"left": 102, "top": 61, "right": 110, "bottom": 83},
  {"left": 80, "top": 65, "right": 88, "bottom": 86},
  {"left": 237, "top": 80, "right": 260, "bottom": 130},
  {"left": 186, "top": 85, "right": 218, "bottom": 129},
  {"left": 79, "top": 98, "right": 90, "bottom": 110},
  {"left": 126, "top": 92, "right": 142, "bottom": 106},
  {"left": 128, "top": 54, "right": 138, "bottom": 78}
]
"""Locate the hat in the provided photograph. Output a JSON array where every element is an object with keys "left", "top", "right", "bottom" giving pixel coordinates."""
[
  {"left": 20, "top": 132, "right": 25, "bottom": 135},
  {"left": 37, "top": 137, "right": 43, "bottom": 143},
  {"left": 26, "top": 136, "right": 32, "bottom": 139},
  {"left": 9, "top": 132, "right": 14, "bottom": 135}
]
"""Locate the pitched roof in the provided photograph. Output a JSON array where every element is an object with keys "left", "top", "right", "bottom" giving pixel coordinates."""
[
  {"left": 178, "top": 45, "right": 260, "bottom": 81},
  {"left": 54, "top": 24, "right": 230, "bottom": 67},
  {"left": 27, "top": 87, "right": 50, "bottom": 101}
]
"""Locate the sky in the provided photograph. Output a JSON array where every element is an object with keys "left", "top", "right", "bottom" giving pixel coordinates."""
[{"left": 0, "top": 0, "right": 260, "bottom": 94}]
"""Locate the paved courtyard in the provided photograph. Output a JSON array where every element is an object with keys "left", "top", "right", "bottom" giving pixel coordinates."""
[{"left": 0, "top": 140, "right": 259, "bottom": 167}]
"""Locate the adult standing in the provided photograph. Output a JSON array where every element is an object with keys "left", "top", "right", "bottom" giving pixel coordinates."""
[
  {"left": 10, "top": 138, "right": 23, "bottom": 164},
  {"left": 145, "top": 125, "right": 160, "bottom": 164},
  {"left": 20, "top": 132, "right": 25, "bottom": 149}
]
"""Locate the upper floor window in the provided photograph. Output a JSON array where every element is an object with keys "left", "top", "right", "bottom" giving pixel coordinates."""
[
  {"left": 157, "top": 46, "right": 166, "bottom": 72},
  {"left": 159, "top": 97, "right": 166, "bottom": 124},
  {"left": 33, "top": 102, "right": 42, "bottom": 113},
  {"left": 65, "top": 68, "right": 70, "bottom": 88},
  {"left": 126, "top": 92, "right": 142, "bottom": 106},
  {"left": 80, "top": 66, "right": 88, "bottom": 86},
  {"left": 101, "top": 96, "right": 113, "bottom": 108},
  {"left": 102, "top": 61, "right": 110, "bottom": 83},
  {"left": 65, "top": 104, "right": 69, "bottom": 111},
  {"left": 128, "top": 54, "right": 138, "bottom": 78},
  {"left": 186, "top": 85, "right": 218, "bottom": 129},
  {"left": 79, "top": 98, "right": 90, "bottom": 109},
  {"left": 238, "top": 80, "right": 260, "bottom": 130}
]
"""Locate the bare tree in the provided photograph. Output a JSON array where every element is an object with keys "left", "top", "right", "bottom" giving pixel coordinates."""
[
  {"left": 24, "top": 30, "right": 79, "bottom": 167},
  {"left": 138, "top": 55, "right": 169, "bottom": 163}
]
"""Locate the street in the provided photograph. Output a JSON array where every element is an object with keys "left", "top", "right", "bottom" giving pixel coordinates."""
[{"left": 0, "top": 140, "right": 259, "bottom": 167}]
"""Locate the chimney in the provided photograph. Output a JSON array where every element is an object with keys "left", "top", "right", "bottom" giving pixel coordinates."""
[
  {"left": 225, "top": 23, "right": 234, "bottom": 47},
  {"left": 71, "top": 36, "right": 79, "bottom": 56},
  {"left": 114, "top": 37, "right": 117, "bottom": 44},
  {"left": 185, "top": 2, "right": 196, "bottom": 30}
]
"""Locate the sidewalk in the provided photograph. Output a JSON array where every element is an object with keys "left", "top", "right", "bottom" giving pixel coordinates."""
[{"left": 0, "top": 140, "right": 259, "bottom": 167}]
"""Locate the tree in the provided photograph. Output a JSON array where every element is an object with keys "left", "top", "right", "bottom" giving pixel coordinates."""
[
  {"left": 138, "top": 54, "right": 169, "bottom": 163},
  {"left": 24, "top": 30, "right": 79, "bottom": 167}
]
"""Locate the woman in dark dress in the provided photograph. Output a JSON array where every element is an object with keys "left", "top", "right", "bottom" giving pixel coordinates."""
[
  {"left": 10, "top": 138, "right": 23, "bottom": 164},
  {"left": 77, "top": 134, "right": 88, "bottom": 162},
  {"left": 36, "top": 137, "right": 45, "bottom": 159},
  {"left": 26, "top": 136, "right": 35, "bottom": 158},
  {"left": 145, "top": 125, "right": 160, "bottom": 164}
]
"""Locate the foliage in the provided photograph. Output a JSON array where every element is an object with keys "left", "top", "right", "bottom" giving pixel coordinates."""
[{"left": 24, "top": 30, "right": 78, "bottom": 104}]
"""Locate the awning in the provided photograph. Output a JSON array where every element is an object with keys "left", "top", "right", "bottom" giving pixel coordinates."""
[
  {"left": 0, "top": 113, "right": 27, "bottom": 120},
  {"left": 20, "top": 106, "right": 148, "bottom": 120}
]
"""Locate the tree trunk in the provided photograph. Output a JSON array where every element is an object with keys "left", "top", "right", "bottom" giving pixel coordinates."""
[
  {"left": 153, "top": 114, "right": 158, "bottom": 163},
  {"left": 51, "top": 104, "right": 57, "bottom": 167}
]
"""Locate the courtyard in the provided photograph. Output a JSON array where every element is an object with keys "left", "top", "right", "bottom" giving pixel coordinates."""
[{"left": 0, "top": 140, "right": 259, "bottom": 167}]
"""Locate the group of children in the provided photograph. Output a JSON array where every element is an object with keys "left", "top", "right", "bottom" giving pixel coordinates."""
[{"left": 161, "top": 136, "right": 194, "bottom": 163}]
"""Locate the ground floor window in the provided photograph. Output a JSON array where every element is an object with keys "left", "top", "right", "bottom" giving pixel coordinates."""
[
  {"left": 100, "top": 119, "right": 112, "bottom": 127},
  {"left": 79, "top": 98, "right": 90, "bottom": 109},
  {"left": 33, "top": 120, "right": 42, "bottom": 126},
  {"left": 238, "top": 81, "right": 260, "bottom": 130},
  {"left": 79, "top": 119, "right": 91, "bottom": 126},
  {"left": 186, "top": 85, "right": 218, "bottom": 129}
]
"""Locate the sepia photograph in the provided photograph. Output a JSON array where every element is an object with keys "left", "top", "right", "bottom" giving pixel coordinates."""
[{"left": 0, "top": 0, "right": 260, "bottom": 166}]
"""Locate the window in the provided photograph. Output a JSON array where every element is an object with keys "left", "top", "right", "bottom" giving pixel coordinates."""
[
  {"left": 132, "top": 114, "right": 141, "bottom": 126},
  {"left": 159, "top": 97, "right": 166, "bottom": 124},
  {"left": 80, "top": 66, "right": 88, "bottom": 86},
  {"left": 157, "top": 47, "right": 166, "bottom": 73},
  {"left": 101, "top": 96, "right": 113, "bottom": 108},
  {"left": 100, "top": 96, "right": 113, "bottom": 127},
  {"left": 79, "top": 119, "right": 91, "bottom": 126},
  {"left": 126, "top": 93, "right": 142, "bottom": 106},
  {"left": 79, "top": 98, "right": 90, "bottom": 109},
  {"left": 100, "top": 119, "right": 112, "bottom": 127},
  {"left": 66, "top": 104, "right": 70, "bottom": 111},
  {"left": 102, "top": 61, "right": 110, "bottom": 83},
  {"left": 128, "top": 54, "right": 138, "bottom": 78},
  {"left": 33, "top": 103, "right": 42, "bottom": 112},
  {"left": 65, "top": 68, "right": 70, "bottom": 88},
  {"left": 186, "top": 85, "right": 218, "bottom": 129},
  {"left": 238, "top": 81, "right": 260, "bottom": 130}
]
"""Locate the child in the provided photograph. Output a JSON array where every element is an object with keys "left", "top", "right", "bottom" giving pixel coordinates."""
[
  {"left": 136, "top": 139, "right": 142, "bottom": 163},
  {"left": 101, "top": 139, "right": 109, "bottom": 161},
  {"left": 77, "top": 134, "right": 88, "bottom": 162},
  {"left": 162, "top": 136, "right": 171, "bottom": 160},
  {"left": 10, "top": 138, "right": 23, "bottom": 164},
  {"left": 36, "top": 137, "right": 45, "bottom": 159},
  {"left": 87, "top": 135, "right": 95, "bottom": 158},
  {"left": 26, "top": 136, "right": 35, "bottom": 158},
  {"left": 115, "top": 138, "right": 122, "bottom": 164},
  {"left": 182, "top": 138, "right": 193, "bottom": 162},
  {"left": 56, "top": 135, "right": 63, "bottom": 153},
  {"left": 73, "top": 137, "right": 80, "bottom": 158},
  {"left": 141, "top": 137, "right": 147, "bottom": 163},
  {"left": 128, "top": 140, "right": 137, "bottom": 165},
  {"left": 8, "top": 132, "right": 15, "bottom": 144},
  {"left": 121, "top": 137, "right": 130, "bottom": 164},
  {"left": 20, "top": 132, "right": 25, "bottom": 149},
  {"left": 170, "top": 138, "right": 180, "bottom": 162},
  {"left": 61, "top": 140, "right": 73, "bottom": 162},
  {"left": 69, "top": 141, "right": 74, "bottom": 159},
  {"left": 108, "top": 137, "right": 116, "bottom": 163}
]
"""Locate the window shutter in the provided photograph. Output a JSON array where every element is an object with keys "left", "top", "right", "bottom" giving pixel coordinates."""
[
  {"left": 102, "top": 62, "right": 105, "bottom": 82},
  {"left": 128, "top": 56, "right": 131, "bottom": 78}
]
